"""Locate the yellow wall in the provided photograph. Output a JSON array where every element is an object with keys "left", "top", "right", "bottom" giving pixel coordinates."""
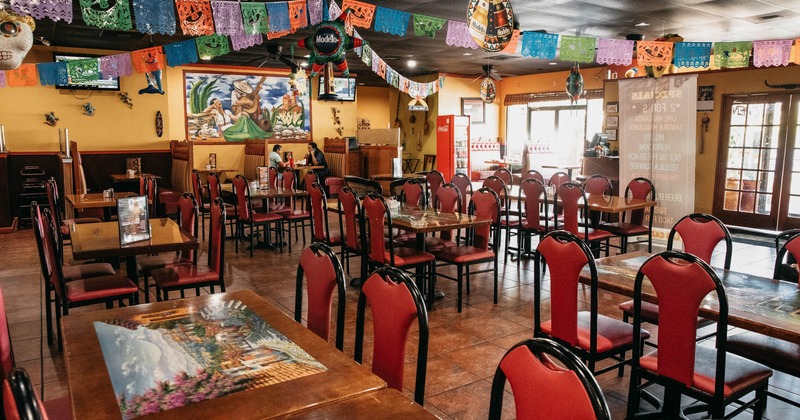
[
  {"left": 438, "top": 75, "right": 499, "bottom": 143},
  {"left": 357, "top": 86, "right": 391, "bottom": 129}
]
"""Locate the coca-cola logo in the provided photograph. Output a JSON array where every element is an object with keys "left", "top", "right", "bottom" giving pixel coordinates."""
[
  {"left": 314, "top": 26, "right": 341, "bottom": 56},
  {"left": 437, "top": 125, "right": 448, "bottom": 132}
]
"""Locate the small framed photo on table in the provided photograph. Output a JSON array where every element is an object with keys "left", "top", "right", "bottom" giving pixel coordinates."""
[
  {"left": 605, "top": 115, "right": 619, "bottom": 128},
  {"left": 208, "top": 153, "right": 217, "bottom": 169},
  {"left": 605, "top": 102, "right": 619, "bottom": 114},
  {"left": 604, "top": 129, "right": 617, "bottom": 141},
  {"left": 117, "top": 195, "right": 150, "bottom": 245}
]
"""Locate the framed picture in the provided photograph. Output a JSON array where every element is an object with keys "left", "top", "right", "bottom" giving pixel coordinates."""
[
  {"left": 697, "top": 85, "right": 715, "bottom": 111},
  {"left": 461, "top": 98, "right": 485, "bottom": 124},
  {"left": 283, "top": 151, "right": 293, "bottom": 162},
  {"left": 126, "top": 157, "right": 142, "bottom": 175},
  {"left": 184, "top": 70, "right": 312, "bottom": 143},
  {"left": 208, "top": 153, "right": 217, "bottom": 169},
  {"left": 257, "top": 166, "right": 270, "bottom": 189},
  {"left": 117, "top": 195, "right": 151, "bottom": 246},
  {"left": 605, "top": 115, "right": 619, "bottom": 128},
  {"left": 605, "top": 102, "right": 619, "bottom": 114},
  {"left": 604, "top": 129, "right": 617, "bottom": 141}
]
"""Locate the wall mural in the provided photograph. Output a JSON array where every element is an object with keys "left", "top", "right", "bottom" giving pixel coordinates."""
[{"left": 184, "top": 70, "right": 311, "bottom": 142}]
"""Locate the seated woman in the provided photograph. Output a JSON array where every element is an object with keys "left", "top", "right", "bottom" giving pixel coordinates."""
[{"left": 306, "top": 141, "right": 330, "bottom": 179}]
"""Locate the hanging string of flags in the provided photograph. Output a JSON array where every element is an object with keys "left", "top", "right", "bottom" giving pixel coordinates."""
[{"left": 2, "top": 0, "right": 799, "bottom": 91}]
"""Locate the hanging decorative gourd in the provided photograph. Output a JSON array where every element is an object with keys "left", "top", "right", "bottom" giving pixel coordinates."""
[
  {"left": 566, "top": 63, "right": 584, "bottom": 104},
  {"left": 0, "top": 10, "right": 35, "bottom": 70},
  {"left": 467, "top": 0, "right": 515, "bottom": 52},
  {"left": 480, "top": 77, "right": 496, "bottom": 103},
  {"left": 297, "top": 11, "right": 363, "bottom": 77}
]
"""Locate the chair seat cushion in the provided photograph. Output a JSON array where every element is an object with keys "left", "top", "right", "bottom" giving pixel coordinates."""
[
  {"left": 500, "top": 216, "right": 520, "bottom": 227},
  {"left": 153, "top": 264, "right": 220, "bottom": 288},
  {"left": 65, "top": 274, "right": 138, "bottom": 302},
  {"left": 137, "top": 254, "right": 190, "bottom": 274},
  {"left": 283, "top": 210, "right": 310, "bottom": 220},
  {"left": 640, "top": 345, "right": 772, "bottom": 398},
  {"left": 727, "top": 331, "right": 800, "bottom": 377},
  {"left": 601, "top": 222, "right": 649, "bottom": 236},
  {"left": 583, "top": 228, "right": 614, "bottom": 242},
  {"left": 251, "top": 212, "right": 283, "bottom": 223},
  {"left": 619, "top": 300, "right": 714, "bottom": 328},
  {"left": 386, "top": 247, "right": 435, "bottom": 267},
  {"left": 541, "top": 312, "right": 650, "bottom": 354},
  {"left": 424, "top": 236, "right": 458, "bottom": 251},
  {"left": 42, "top": 396, "right": 72, "bottom": 420},
  {"left": 433, "top": 246, "right": 495, "bottom": 264},
  {"left": 62, "top": 263, "right": 116, "bottom": 282},
  {"left": 520, "top": 218, "right": 551, "bottom": 233}
]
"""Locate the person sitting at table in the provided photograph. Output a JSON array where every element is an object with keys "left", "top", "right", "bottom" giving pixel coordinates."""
[
  {"left": 269, "top": 144, "right": 286, "bottom": 170},
  {"left": 306, "top": 141, "right": 330, "bottom": 179}
]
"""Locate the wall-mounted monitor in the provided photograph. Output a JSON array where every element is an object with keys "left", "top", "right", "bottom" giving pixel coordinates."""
[
  {"left": 53, "top": 53, "right": 121, "bottom": 91},
  {"left": 317, "top": 77, "right": 356, "bottom": 101}
]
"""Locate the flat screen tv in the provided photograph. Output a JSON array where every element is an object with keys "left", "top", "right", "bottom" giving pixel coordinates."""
[
  {"left": 53, "top": 53, "right": 120, "bottom": 91},
  {"left": 317, "top": 77, "right": 356, "bottom": 101}
]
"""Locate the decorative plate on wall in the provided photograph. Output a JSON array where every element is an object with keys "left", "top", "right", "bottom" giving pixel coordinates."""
[{"left": 155, "top": 111, "right": 163, "bottom": 137}]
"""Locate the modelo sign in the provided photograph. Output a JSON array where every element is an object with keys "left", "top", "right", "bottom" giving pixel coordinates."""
[{"left": 314, "top": 26, "right": 342, "bottom": 57}]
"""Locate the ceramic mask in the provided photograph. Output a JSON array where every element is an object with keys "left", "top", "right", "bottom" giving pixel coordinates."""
[{"left": 0, "top": 11, "right": 35, "bottom": 70}]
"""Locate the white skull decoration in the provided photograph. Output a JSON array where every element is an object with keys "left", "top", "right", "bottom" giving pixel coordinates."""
[{"left": 0, "top": 10, "right": 35, "bottom": 71}]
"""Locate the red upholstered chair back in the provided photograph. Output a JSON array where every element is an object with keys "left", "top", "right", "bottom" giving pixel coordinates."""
[
  {"left": 667, "top": 213, "right": 731, "bottom": 269},
  {"left": 521, "top": 169, "right": 544, "bottom": 183},
  {"left": 177, "top": 192, "right": 198, "bottom": 262},
  {"left": 493, "top": 167, "right": 512, "bottom": 187},
  {"left": 282, "top": 168, "right": 297, "bottom": 206},
  {"left": 139, "top": 174, "right": 147, "bottom": 196},
  {"left": 775, "top": 232, "right": 800, "bottom": 279},
  {"left": 295, "top": 243, "right": 346, "bottom": 350},
  {"left": 399, "top": 180, "right": 424, "bottom": 209},
  {"left": 0, "top": 288, "right": 13, "bottom": 378},
  {"left": 232, "top": 175, "right": 252, "bottom": 222},
  {"left": 207, "top": 173, "right": 223, "bottom": 203},
  {"left": 625, "top": 177, "right": 655, "bottom": 225},
  {"left": 354, "top": 266, "right": 429, "bottom": 405},
  {"left": 268, "top": 166, "right": 279, "bottom": 189},
  {"left": 434, "top": 183, "right": 462, "bottom": 241},
  {"left": 555, "top": 182, "right": 585, "bottom": 236},
  {"left": 520, "top": 179, "right": 548, "bottom": 230},
  {"left": 548, "top": 171, "right": 571, "bottom": 188},
  {"left": 363, "top": 193, "right": 389, "bottom": 264},
  {"left": 33, "top": 205, "right": 65, "bottom": 303},
  {"left": 338, "top": 187, "right": 361, "bottom": 251},
  {"left": 208, "top": 198, "right": 226, "bottom": 273},
  {"left": 489, "top": 338, "right": 612, "bottom": 420},
  {"left": 470, "top": 188, "right": 501, "bottom": 251},
  {"left": 536, "top": 231, "right": 593, "bottom": 346},
  {"left": 450, "top": 173, "right": 472, "bottom": 212},
  {"left": 309, "top": 183, "right": 328, "bottom": 242},
  {"left": 303, "top": 172, "right": 319, "bottom": 191},
  {"left": 44, "top": 178, "right": 62, "bottom": 228},
  {"left": 634, "top": 251, "right": 725, "bottom": 388},
  {"left": 191, "top": 170, "right": 206, "bottom": 209},
  {"left": 426, "top": 171, "right": 445, "bottom": 206},
  {"left": 583, "top": 174, "right": 612, "bottom": 195},
  {"left": 482, "top": 176, "right": 507, "bottom": 205}
]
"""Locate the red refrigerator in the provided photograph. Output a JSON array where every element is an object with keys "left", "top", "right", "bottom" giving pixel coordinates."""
[{"left": 436, "top": 115, "right": 470, "bottom": 180}]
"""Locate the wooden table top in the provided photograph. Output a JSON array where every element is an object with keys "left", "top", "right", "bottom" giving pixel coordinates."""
[
  {"left": 503, "top": 187, "right": 656, "bottom": 214},
  {"left": 370, "top": 173, "right": 426, "bottom": 181},
  {"left": 65, "top": 192, "right": 136, "bottom": 209},
  {"left": 278, "top": 388, "right": 435, "bottom": 419},
  {"left": 63, "top": 290, "right": 387, "bottom": 420},
  {"left": 581, "top": 251, "right": 800, "bottom": 344},
  {"left": 110, "top": 173, "right": 161, "bottom": 182},
  {"left": 70, "top": 218, "right": 197, "bottom": 260},
  {"left": 390, "top": 207, "right": 491, "bottom": 234}
]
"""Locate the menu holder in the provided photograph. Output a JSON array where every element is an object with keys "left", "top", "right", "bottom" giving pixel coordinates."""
[
  {"left": 126, "top": 157, "right": 142, "bottom": 175},
  {"left": 117, "top": 195, "right": 151, "bottom": 245},
  {"left": 257, "top": 166, "right": 270, "bottom": 190}
]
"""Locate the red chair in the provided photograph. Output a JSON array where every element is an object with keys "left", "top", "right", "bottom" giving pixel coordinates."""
[
  {"left": 139, "top": 192, "right": 198, "bottom": 302},
  {"left": 555, "top": 182, "right": 613, "bottom": 255},
  {"left": 514, "top": 178, "right": 550, "bottom": 265},
  {"left": 583, "top": 174, "right": 612, "bottom": 195},
  {"left": 627, "top": 251, "right": 771, "bottom": 419},
  {"left": 303, "top": 171, "right": 319, "bottom": 191},
  {"left": 279, "top": 168, "right": 311, "bottom": 251},
  {"left": 492, "top": 167, "right": 512, "bottom": 187},
  {"left": 354, "top": 266, "right": 429, "bottom": 406},
  {"left": 619, "top": 213, "right": 732, "bottom": 328},
  {"left": 138, "top": 174, "right": 158, "bottom": 216},
  {"left": 425, "top": 170, "right": 445, "bottom": 208},
  {"left": 44, "top": 177, "right": 100, "bottom": 255},
  {"left": 482, "top": 175, "right": 517, "bottom": 260},
  {"left": 294, "top": 243, "right": 346, "bottom": 350},
  {"left": 191, "top": 169, "right": 210, "bottom": 241},
  {"left": 231, "top": 175, "right": 283, "bottom": 256},
  {"left": 4, "top": 368, "right": 71, "bottom": 420},
  {"left": 34, "top": 207, "right": 138, "bottom": 349},
  {"left": 488, "top": 338, "right": 612, "bottom": 420},
  {"left": 432, "top": 188, "right": 500, "bottom": 312},
  {"left": 337, "top": 187, "right": 366, "bottom": 285},
  {"left": 309, "top": 182, "right": 340, "bottom": 247},
  {"left": 534, "top": 230, "right": 649, "bottom": 376},
  {"left": 548, "top": 171, "right": 571, "bottom": 188},
  {"left": 153, "top": 197, "right": 227, "bottom": 300},
  {"left": 207, "top": 172, "right": 237, "bottom": 237},
  {"left": 520, "top": 169, "right": 544, "bottom": 183},
  {"left": 424, "top": 183, "right": 462, "bottom": 251},
  {"left": 362, "top": 193, "right": 436, "bottom": 301},
  {"left": 601, "top": 177, "right": 656, "bottom": 253},
  {"left": 399, "top": 179, "right": 425, "bottom": 209},
  {"left": 450, "top": 172, "right": 473, "bottom": 215}
]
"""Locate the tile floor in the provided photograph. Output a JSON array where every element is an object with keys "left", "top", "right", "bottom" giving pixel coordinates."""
[{"left": 3, "top": 219, "right": 799, "bottom": 419}]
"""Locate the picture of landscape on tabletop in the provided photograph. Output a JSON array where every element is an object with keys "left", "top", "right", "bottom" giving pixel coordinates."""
[
  {"left": 93, "top": 299, "right": 327, "bottom": 419},
  {"left": 184, "top": 71, "right": 311, "bottom": 143}
]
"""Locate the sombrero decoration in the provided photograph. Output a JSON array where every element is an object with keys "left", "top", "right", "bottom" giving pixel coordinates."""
[{"left": 297, "top": 10, "right": 363, "bottom": 77}]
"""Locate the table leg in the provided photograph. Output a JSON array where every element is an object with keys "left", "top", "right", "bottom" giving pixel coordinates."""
[
  {"left": 125, "top": 255, "right": 143, "bottom": 301},
  {"left": 415, "top": 233, "right": 444, "bottom": 305}
]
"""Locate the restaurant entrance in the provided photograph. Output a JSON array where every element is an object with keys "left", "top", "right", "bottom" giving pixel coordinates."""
[{"left": 713, "top": 93, "right": 800, "bottom": 230}]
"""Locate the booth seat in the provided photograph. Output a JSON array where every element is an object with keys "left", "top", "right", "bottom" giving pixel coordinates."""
[
  {"left": 158, "top": 140, "right": 192, "bottom": 215},
  {"left": 243, "top": 139, "right": 266, "bottom": 180},
  {"left": 323, "top": 137, "right": 348, "bottom": 196},
  {"left": 523, "top": 143, "right": 557, "bottom": 174},
  {"left": 469, "top": 141, "right": 501, "bottom": 181}
]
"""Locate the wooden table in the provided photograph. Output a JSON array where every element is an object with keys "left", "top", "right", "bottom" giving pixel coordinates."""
[
  {"left": 110, "top": 173, "right": 161, "bottom": 183},
  {"left": 542, "top": 163, "right": 582, "bottom": 178},
  {"left": 62, "top": 290, "right": 388, "bottom": 420},
  {"left": 279, "top": 388, "right": 435, "bottom": 419},
  {"left": 65, "top": 191, "right": 136, "bottom": 220},
  {"left": 70, "top": 218, "right": 197, "bottom": 282},
  {"left": 581, "top": 251, "right": 800, "bottom": 345}
]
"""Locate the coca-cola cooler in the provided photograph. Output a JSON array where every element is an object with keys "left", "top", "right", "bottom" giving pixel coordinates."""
[{"left": 436, "top": 115, "right": 470, "bottom": 180}]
